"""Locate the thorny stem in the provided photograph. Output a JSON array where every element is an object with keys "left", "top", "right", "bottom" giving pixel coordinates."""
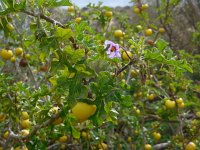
[{"left": 116, "top": 61, "right": 134, "bottom": 76}]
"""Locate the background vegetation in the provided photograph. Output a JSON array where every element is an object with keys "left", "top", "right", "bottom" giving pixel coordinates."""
[{"left": 0, "top": 0, "right": 199, "bottom": 149}]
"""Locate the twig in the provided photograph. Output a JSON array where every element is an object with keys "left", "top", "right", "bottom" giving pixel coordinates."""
[
  {"left": 116, "top": 61, "right": 134, "bottom": 76},
  {"left": 22, "top": 10, "right": 78, "bottom": 49},
  {"left": 27, "top": 64, "right": 39, "bottom": 89},
  {"left": 153, "top": 75, "right": 169, "bottom": 97},
  {"left": 153, "top": 141, "right": 171, "bottom": 150}
]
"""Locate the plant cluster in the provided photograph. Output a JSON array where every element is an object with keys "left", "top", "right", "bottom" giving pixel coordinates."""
[{"left": 0, "top": 0, "right": 199, "bottom": 149}]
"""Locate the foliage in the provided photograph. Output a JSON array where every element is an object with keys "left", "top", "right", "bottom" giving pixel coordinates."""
[{"left": 0, "top": 0, "right": 199, "bottom": 149}]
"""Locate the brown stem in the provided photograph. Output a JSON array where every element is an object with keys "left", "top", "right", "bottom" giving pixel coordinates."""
[
  {"left": 22, "top": 10, "right": 78, "bottom": 49},
  {"left": 116, "top": 61, "right": 134, "bottom": 76}
]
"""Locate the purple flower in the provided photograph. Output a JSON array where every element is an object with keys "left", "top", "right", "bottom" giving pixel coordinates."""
[{"left": 104, "top": 40, "right": 121, "bottom": 59}]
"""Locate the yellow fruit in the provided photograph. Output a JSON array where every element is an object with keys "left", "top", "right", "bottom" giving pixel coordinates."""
[
  {"left": 59, "top": 135, "right": 68, "bottom": 142},
  {"left": 134, "top": 130, "right": 139, "bottom": 135},
  {"left": 68, "top": 6, "right": 74, "bottom": 12},
  {"left": 118, "top": 144, "right": 123, "bottom": 149},
  {"left": 72, "top": 102, "right": 97, "bottom": 123},
  {"left": 81, "top": 131, "right": 91, "bottom": 139},
  {"left": 122, "top": 51, "right": 133, "bottom": 61},
  {"left": 53, "top": 117, "right": 63, "bottom": 125},
  {"left": 136, "top": 109, "right": 140, "bottom": 114},
  {"left": 142, "top": 4, "right": 149, "bottom": 10},
  {"left": 131, "top": 144, "right": 136, "bottom": 149},
  {"left": 0, "top": 49, "right": 13, "bottom": 60},
  {"left": 131, "top": 69, "right": 139, "bottom": 77},
  {"left": 99, "top": 143, "right": 108, "bottom": 150},
  {"left": 20, "top": 129, "right": 30, "bottom": 137},
  {"left": 136, "top": 25, "right": 143, "bottom": 30},
  {"left": 165, "top": 100, "right": 175, "bottom": 109},
  {"left": 104, "top": 11, "right": 113, "bottom": 17},
  {"left": 14, "top": 146, "right": 28, "bottom": 150},
  {"left": 147, "top": 94, "right": 156, "bottom": 101},
  {"left": 6, "top": 23, "right": 14, "bottom": 32},
  {"left": 15, "top": 47, "right": 23, "bottom": 56},
  {"left": 114, "top": 30, "right": 123, "bottom": 38},
  {"left": 60, "top": 144, "right": 66, "bottom": 149},
  {"left": 0, "top": 113, "right": 6, "bottom": 122},
  {"left": 81, "top": 131, "right": 87, "bottom": 138},
  {"left": 135, "top": 108, "right": 140, "bottom": 115},
  {"left": 3, "top": 131, "right": 9, "bottom": 139},
  {"left": 185, "top": 142, "right": 196, "bottom": 150},
  {"left": 133, "top": 7, "right": 140, "bottom": 14},
  {"left": 25, "top": 54, "right": 31, "bottom": 59},
  {"left": 127, "top": 136, "right": 132, "bottom": 142},
  {"left": 137, "top": 91, "right": 143, "bottom": 97},
  {"left": 21, "top": 111, "right": 29, "bottom": 120},
  {"left": 196, "top": 112, "right": 200, "bottom": 118},
  {"left": 10, "top": 56, "right": 16, "bottom": 62},
  {"left": 0, "top": 146, "right": 3, "bottom": 150},
  {"left": 21, "top": 119, "right": 31, "bottom": 129},
  {"left": 15, "top": 147, "right": 20, "bottom": 150},
  {"left": 152, "top": 132, "right": 161, "bottom": 140},
  {"left": 175, "top": 98, "right": 183, "bottom": 104},
  {"left": 144, "top": 144, "right": 152, "bottom": 150},
  {"left": 118, "top": 72, "right": 125, "bottom": 78},
  {"left": 158, "top": 27, "right": 165, "bottom": 33},
  {"left": 75, "top": 17, "right": 82, "bottom": 23},
  {"left": 145, "top": 28, "right": 153, "bottom": 36},
  {"left": 177, "top": 102, "right": 185, "bottom": 108}
]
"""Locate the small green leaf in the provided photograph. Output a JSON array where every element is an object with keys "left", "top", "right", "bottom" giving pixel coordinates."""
[
  {"left": 0, "top": 0, "right": 26, "bottom": 15},
  {"left": 38, "top": 0, "right": 46, "bottom": 7},
  {"left": 49, "top": 0, "right": 71, "bottom": 7},
  {"left": 73, "top": 49, "right": 85, "bottom": 61},
  {"left": 156, "top": 39, "right": 168, "bottom": 52},
  {"left": 71, "top": 126, "right": 80, "bottom": 139},
  {"left": 38, "top": 0, "right": 71, "bottom": 8},
  {"left": 121, "top": 95, "right": 132, "bottom": 107},
  {"left": 55, "top": 27, "right": 73, "bottom": 40}
]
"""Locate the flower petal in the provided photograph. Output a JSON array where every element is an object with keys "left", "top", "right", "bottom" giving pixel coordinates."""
[
  {"left": 109, "top": 52, "right": 116, "bottom": 58},
  {"left": 116, "top": 52, "right": 121, "bottom": 58},
  {"left": 105, "top": 40, "right": 121, "bottom": 59},
  {"left": 104, "top": 40, "right": 114, "bottom": 49}
]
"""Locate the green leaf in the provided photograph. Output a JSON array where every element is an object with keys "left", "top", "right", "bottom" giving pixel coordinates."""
[
  {"left": 64, "top": 46, "right": 85, "bottom": 63},
  {"left": 166, "top": 59, "right": 193, "bottom": 73},
  {"left": 156, "top": 39, "right": 168, "bottom": 52},
  {"left": 71, "top": 126, "right": 80, "bottom": 139},
  {"left": 104, "top": 101, "right": 113, "bottom": 113},
  {"left": 144, "top": 51, "right": 165, "bottom": 62},
  {"left": 73, "top": 49, "right": 85, "bottom": 61},
  {"left": 38, "top": 0, "right": 71, "bottom": 8},
  {"left": 120, "top": 95, "right": 132, "bottom": 107},
  {"left": 39, "top": 37, "right": 57, "bottom": 50},
  {"left": 55, "top": 27, "right": 73, "bottom": 41},
  {"left": 75, "top": 64, "right": 92, "bottom": 76},
  {"left": 38, "top": 0, "right": 46, "bottom": 7},
  {"left": 67, "top": 115, "right": 80, "bottom": 139},
  {"left": 104, "top": 102, "right": 118, "bottom": 123},
  {"left": 0, "top": 0, "right": 26, "bottom": 15},
  {"left": 49, "top": 0, "right": 71, "bottom": 7}
]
